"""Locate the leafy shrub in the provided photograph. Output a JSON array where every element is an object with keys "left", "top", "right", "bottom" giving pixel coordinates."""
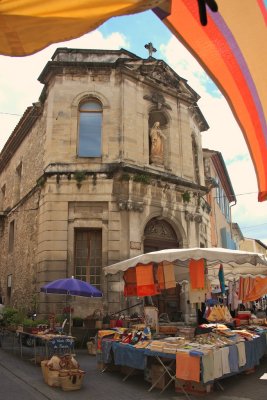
[{"left": 2, "top": 307, "right": 20, "bottom": 326}]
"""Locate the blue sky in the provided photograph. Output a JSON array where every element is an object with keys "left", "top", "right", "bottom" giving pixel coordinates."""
[{"left": 0, "top": 9, "right": 266, "bottom": 245}]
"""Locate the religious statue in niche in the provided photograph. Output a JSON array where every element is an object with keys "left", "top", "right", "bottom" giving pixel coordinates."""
[{"left": 149, "top": 121, "right": 166, "bottom": 166}]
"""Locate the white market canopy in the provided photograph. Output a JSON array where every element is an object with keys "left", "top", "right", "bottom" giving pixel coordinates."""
[{"left": 104, "top": 247, "right": 267, "bottom": 282}]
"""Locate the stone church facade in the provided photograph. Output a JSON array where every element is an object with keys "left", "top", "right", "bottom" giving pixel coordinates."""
[{"left": 0, "top": 48, "right": 212, "bottom": 318}]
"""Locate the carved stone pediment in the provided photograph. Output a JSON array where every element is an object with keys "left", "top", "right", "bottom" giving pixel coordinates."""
[
  {"left": 122, "top": 59, "right": 180, "bottom": 91},
  {"left": 178, "top": 80, "right": 199, "bottom": 102},
  {"left": 143, "top": 91, "right": 172, "bottom": 110},
  {"left": 121, "top": 59, "right": 201, "bottom": 103}
]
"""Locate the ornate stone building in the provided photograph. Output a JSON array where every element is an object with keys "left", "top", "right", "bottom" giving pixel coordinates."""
[{"left": 0, "top": 47, "right": 212, "bottom": 318}]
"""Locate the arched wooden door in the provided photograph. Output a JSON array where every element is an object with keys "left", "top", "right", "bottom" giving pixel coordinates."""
[{"left": 144, "top": 218, "right": 182, "bottom": 321}]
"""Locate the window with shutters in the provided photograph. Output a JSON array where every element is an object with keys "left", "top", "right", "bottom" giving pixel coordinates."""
[{"left": 74, "top": 229, "right": 102, "bottom": 289}]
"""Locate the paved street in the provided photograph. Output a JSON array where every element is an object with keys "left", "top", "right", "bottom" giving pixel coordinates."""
[{"left": 0, "top": 343, "right": 267, "bottom": 400}]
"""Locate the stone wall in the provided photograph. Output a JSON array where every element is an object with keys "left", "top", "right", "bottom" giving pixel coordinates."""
[{"left": 0, "top": 190, "right": 39, "bottom": 309}]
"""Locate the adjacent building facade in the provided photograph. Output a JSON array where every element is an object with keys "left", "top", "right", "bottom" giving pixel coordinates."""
[
  {"left": 203, "top": 149, "right": 237, "bottom": 250},
  {"left": 0, "top": 47, "right": 235, "bottom": 318},
  {"left": 239, "top": 238, "right": 267, "bottom": 255}
]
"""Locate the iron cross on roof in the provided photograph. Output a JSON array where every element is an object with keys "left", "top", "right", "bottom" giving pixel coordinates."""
[{"left": 144, "top": 42, "right": 157, "bottom": 58}]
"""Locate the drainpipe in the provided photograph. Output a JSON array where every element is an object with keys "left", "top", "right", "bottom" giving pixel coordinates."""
[{"left": 229, "top": 199, "right": 237, "bottom": 242}]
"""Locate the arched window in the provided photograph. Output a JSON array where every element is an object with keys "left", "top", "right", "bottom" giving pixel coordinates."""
[{"left": 78, "top": 100, "right": 102, "bottom": 157}]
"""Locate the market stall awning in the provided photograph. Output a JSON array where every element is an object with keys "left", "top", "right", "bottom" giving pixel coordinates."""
[
  {"left": 0, "top": 0, "right": 160, "bottom": 56},
  {"left": 208, "top": 263, "right": 267, "bottom": 284},
  {"left": 104, "top": 247, "right": 267, "bottom": 277},
  {"left": 0, "top": 0, "right": 266, "bottom": 201}
]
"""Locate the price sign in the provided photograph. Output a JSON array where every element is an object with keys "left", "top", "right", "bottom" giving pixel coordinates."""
[{"left": 48, "top": 337, "right": 74, "bottom": 351}]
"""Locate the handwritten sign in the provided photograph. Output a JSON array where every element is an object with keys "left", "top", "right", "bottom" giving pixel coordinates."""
[{"left": 48, "top": 337, "right": 74, "bottom": 351}]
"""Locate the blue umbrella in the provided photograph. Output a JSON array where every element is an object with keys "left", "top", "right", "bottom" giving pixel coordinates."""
[
  {"left": 41, "top": 277, "right": 103, "bottom": 298},
  {"left": 41, "top": 277, "right": 102, "bottom": 335}
]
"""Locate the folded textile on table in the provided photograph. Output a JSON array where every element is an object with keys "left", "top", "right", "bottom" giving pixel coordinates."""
[{"left": 176, "top": 351, "right": 200, "bottom": 382}]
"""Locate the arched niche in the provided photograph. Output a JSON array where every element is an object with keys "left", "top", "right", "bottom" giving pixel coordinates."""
[
  {"left": 144, "top": 217, "right": 180, "bottom": 252},
  {"left": 148, "top": 111, "right": 168, "bottom": 166}
]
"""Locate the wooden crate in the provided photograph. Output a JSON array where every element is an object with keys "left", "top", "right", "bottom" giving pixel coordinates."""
[{"left": 175, "top": 379, "right": 213, "bottom": 395}]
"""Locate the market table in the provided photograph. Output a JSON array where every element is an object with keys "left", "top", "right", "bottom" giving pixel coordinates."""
[
  {"left": 16, "top": 331, "right": 75, "bottom": 363},
  {"left": 100, "top": 340, "right": 191, "bottom": 397},
  {"left": 144, "top": 349, "right": 178, "bottom": 394},
  {"left": 111, "top": 341, "right": 147, "bottom": 381},
  {"left": 99, "top": 332, "right": 267, "bottom": 395}
]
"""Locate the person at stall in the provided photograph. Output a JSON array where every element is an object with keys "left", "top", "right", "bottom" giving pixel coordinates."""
[{"left": 197, "top": 303, "right": 207, "bottom": 324}]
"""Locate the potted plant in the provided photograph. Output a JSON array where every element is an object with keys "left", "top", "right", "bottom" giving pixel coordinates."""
[
  {"left": 2, "top": 307, "right": 22, "bottom": 331},
  {"left": 22, "top": 318, "right": 38, "bottom": 333}
]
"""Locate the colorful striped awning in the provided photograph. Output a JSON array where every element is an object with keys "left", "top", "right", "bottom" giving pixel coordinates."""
[{"left": 158, "top": 0, "right": 267, "bottom": 202}]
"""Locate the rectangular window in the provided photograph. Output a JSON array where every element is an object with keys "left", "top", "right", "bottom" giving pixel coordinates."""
[
  {"left": 74, "top": 229, "right": 102, "bottom": 289},
  {"left": 14, "top": 162, "right": 22, "bottom": 203},
  {"left": 8, "top": 220, "right": 15, "bottom": 253}
]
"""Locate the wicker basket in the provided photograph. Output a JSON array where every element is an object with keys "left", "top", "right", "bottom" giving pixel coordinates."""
[
  {"left": 60, "top": 369, "right": 85, "bottom": 391},
  {"left": 47, "top": 369, "right": 61, "bottom": 387},
  {"left": 41, "top": 361, "right": 49, "bottom": 384}
]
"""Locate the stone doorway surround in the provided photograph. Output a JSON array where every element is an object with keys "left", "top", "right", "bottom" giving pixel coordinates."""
[{"left": 143, "top": 217, "right": 182, "bottom": 320}]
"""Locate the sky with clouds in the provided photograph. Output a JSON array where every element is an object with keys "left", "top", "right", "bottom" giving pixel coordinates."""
[{"left": 0, "top": 10, "right": 266, "bottom": 245}]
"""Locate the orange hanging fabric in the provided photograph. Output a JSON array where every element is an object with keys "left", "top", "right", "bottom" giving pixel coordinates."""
[
  {"left": 241, "top": 276, "right": 267, "bottom": 302},
  {"left": 157, "top": 262, "right": 176, "bottom": 290},
  {"left": 162, "top": 261, "right": 176, "bottom": 289},
  {"left": 176, "top": 352, "right": 200, "bottom": 382},
  {"left": 238, "top": 276, "right": 244, "bottom": 300},
  {"left": 189, "top": 259, "right": 205, "bottom": 289},
  {"left": 123, "top": 267, "right": 137, "bottom": 297},
  {"left": 136, "top": 263, "right": 160, "bottom": 296},
  {"left": 157, "top": 263, "right": 165, "bottom": 290}
]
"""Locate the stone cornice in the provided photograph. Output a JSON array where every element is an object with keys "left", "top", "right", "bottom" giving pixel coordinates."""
[
  {"left": 39, "top": 161, "right": 208, "bottom": 195},
  {"left": 189, "top": 104, "right": 209, "bottom": 132},
  {"left": 0, "top": 104, "right": 42, "bottom": 173},
  {"left": 38, "top": 61, "right": 114, "bottom": 84}
]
